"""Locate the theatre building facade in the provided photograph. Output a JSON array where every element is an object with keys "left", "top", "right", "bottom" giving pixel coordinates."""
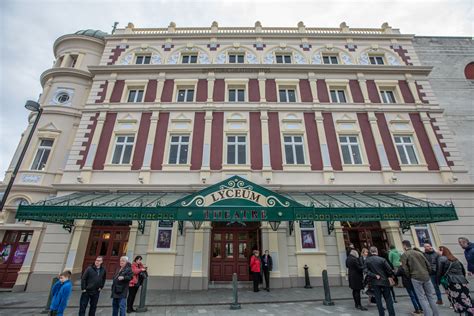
[{"left": 0, "top": 22, "right": 471, "bottom": 291}]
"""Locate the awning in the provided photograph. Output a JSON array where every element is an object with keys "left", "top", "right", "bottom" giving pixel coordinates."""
[{"left": 16, "top": 176, "right": 457, "bottom": 232}]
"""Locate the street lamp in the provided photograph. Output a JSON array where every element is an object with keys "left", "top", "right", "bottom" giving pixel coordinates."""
[{"left": 0, "top": 101, "right": 43, "bottom": 211}]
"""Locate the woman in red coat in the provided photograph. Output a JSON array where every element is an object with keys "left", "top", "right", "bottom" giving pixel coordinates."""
[
  {"left": 127, "top": 255, "right": 147, "bottom": 313},
  {"left": 250, "top": 250, "right": 261, "bottom": 292}
]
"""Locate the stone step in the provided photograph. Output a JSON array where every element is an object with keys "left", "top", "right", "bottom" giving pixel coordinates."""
[{"left": 208, "top": 281, "right": 253, "bottom": 289}]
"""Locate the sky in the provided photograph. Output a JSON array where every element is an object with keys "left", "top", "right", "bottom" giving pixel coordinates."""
[{"left": 0, "top": 0, "right": 472, "bottom": 180}]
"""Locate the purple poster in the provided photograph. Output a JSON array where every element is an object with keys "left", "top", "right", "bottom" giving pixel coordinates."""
[
  {"left": 157, "top": 230, "right": 172, "bottom": 249},
  {"left": 12, "top": 244, "right": 29, "bottom": 264}
]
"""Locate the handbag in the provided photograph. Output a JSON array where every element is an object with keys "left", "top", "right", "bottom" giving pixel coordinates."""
[
  {"left": 440, "top": 261, "right": 452, "bottom": 288},
  {"left": 388, "top": 277, "right": 396, "bottom": 287}
]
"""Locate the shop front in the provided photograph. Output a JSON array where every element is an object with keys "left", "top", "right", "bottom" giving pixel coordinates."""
[{"left": 16, "top": 176, "right": 459, "bottom": 289}]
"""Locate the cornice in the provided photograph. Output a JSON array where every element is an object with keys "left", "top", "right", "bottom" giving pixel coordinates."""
[{"left": 40, "top": 68, "right": 93, "bottom": 87}]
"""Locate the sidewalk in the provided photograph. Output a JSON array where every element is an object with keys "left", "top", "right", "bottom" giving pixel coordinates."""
[{"left": 0, "top": 286, "right": 407, "bottom": 309}]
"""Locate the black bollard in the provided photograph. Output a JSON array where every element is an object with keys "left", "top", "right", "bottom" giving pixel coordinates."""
[
  {"left": 304, "top": 265, "right": 312, "bottom": 289},
  {"left": 41, "top": 276, "right": 59, "bottom": 314},
  {"left": 136, "top": 277, "right": 148, "bottom": 312},
  {"left": 229, "top": 272, "right": 241, "bottom": 310},
  {"left": 322, "top": 269, "right": 334, "bottom": 306}
]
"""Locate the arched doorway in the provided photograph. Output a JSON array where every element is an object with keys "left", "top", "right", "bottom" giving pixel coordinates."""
[
  {"left": 210, "top": 222, "right": 261, "bottom": 281},
  {"left": 83, "top": 221, "right": 131, "bottom": 279}
]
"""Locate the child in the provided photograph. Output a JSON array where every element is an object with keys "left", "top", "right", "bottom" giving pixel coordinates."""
[{"left": 49, "top": 270, "right": 73, "bottom": 316}]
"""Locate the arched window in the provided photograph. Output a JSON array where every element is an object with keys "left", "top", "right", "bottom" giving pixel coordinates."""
[{"left": 464, "top": 62, "right": 474, "bottom": 80}]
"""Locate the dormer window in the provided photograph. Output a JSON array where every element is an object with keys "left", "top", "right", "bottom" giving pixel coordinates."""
[
  {"left": 228, "top": 54, "right": 245, "bottom": 64},
  {"left": 135, "top": 55, "right": 151, "bottom": 65},
  {"left": 369, "top": 55, "right": 385, "bottom": 65},
  {"left": 181, "top": 54, "right": 198, "bottom": 64},
  {"left": 276, "top": 54, "right": 292, "bottom": 64},
  {"left": 323, "top": 55, "right": 339, "bottom": 65}
]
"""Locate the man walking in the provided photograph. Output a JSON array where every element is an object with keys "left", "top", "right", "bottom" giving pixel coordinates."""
[
  {"left": 80, "top": 256, "right": 106, "bottom": 316},
  {"left": 401, "top": 240, "right": 439, "bottom": 316},
  {"left": 458, "top": 237, "right": 474, "bottom": 275},
  {"left": 365, "top": 246, "right": 395, "bottom": 316},
  {"left": 423, "top": 243, "right": 443, "bottom": 305}
]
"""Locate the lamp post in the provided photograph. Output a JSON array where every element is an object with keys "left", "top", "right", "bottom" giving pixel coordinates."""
[{"left": 0, "top": 101, "right": 42, "bottom": 211}]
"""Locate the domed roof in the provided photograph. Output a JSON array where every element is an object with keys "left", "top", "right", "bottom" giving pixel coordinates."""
[{"left": 73, "top": 29, "right": 107, "bottom": 39}]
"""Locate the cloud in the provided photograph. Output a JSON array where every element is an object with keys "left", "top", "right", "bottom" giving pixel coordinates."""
[{"left": 0, "top": 0, "right": 472, "bottom": 179}]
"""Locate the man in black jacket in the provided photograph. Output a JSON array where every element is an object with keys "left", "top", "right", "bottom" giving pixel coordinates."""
[
  {"left": 80, "top": 256, "right": 106, "bottom": 316},
  {"left": 261, "top": 250, "right": 273, "bottom": 291},
  {"left": 365, "top": 246, "right": 395, "bottom": 316},
  {"left": 423, "top": 243, "right": 443, "bottom": 305}
]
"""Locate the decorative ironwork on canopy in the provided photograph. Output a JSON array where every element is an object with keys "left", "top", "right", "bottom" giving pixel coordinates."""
[{"left": 16, "top": 176, "right": 457, "bottom": 234}]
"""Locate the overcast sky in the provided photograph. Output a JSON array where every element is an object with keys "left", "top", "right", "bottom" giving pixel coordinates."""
[{"left": 0, "top": 0, "right": 472, "bottom": 180}]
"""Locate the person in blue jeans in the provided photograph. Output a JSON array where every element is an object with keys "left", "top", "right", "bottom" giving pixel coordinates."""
[
  {"left": 111, "top": 256, "right": 133, "bottom": 316},
  {"left": 49, "top": 270, "right": 73, "bottom": 316},
  {"left": 395, "top": 266, "right": 423, "bottom": 314}
]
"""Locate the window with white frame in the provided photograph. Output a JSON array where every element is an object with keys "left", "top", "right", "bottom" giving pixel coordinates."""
[
  {"left": 156, "top": 221, "right": 173, "bottom": 249},
  {"left": 176, "top": 88, "right": 194, "bottom": 102},
  {"left": 31, "top": 139, "right": 54, "bottom": 170},
  {"left": 323, "top": 55, "right": 339, "bottom": 65},
  {"left": 127, "top": 89, "right": 144, "bottom": 103},
  {"left": 369, "top": 55, "right": 385, "bottom": 65},
  {"left": 284, "top": 135, "right": 305, "bottom": 164},
  {"left": 111, "top": 135, "right": 135, "bottom": 164},
  {"left": 228, "top": 88, "right": 245, "bottom": 102},
  {"left": 414, "top": 224, "right": 436, "bottom": 248},
  {"left": 228, "top": 53, "right": 245, "bottom": 64},
  {"left": 227, "top": 135, "right": 246, "bottom": 165},
  {"left": 300, "top": 221, "right": 317, "bottom": 249},
  {"left": 181, "top": 54, "right": 198, "bottom": 64},
  {"left": 168, "top": 135, "right": 189, "bottom": 164},
  {"left": 279, "top": 88, "right": 297, "bottom": 102},
  {"left": 380, "top": 89, "right": 396, "bottom": 104},
  {"left": 135, "top": 55, "right": 151, "bottom": 65},
  {"left": 394, "top": 135, "right": 419, "bottom": 165},
  {"left": 330, "top": 89, "right": 347, "bottom": 103},
  {"left": 275, "top": 54, "right": 292, "bottom": 64},
  {"left": 339, "top": 135, "right": 363, "bottom": 165}
]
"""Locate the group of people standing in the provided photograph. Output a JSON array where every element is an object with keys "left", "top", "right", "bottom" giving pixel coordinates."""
[
  {"left": 249, "top": 249, "right": 273, "bottom": 292},
  {"left": 48, "top": 255, "right": 147, "bottom": 316},
  {"left": 346, "top": 237, "right": 474, "bottom": 316}
]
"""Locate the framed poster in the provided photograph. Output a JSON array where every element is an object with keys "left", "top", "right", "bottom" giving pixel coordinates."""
[
  {"left": 301, "top": 230, "right": 316, "bottom": 249},
  {"left": 414, "top": 225, "right": 434, "bottom": 247},
  {"left": 156, "top": 228, "right": 172, "bottom": 249},
  {"left": 12, "top": 244, "right": 29, "bottom": 264}
]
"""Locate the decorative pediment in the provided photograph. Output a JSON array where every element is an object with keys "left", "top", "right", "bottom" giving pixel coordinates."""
[{"left": 38, "top": 122, "right": 60, "bottom": 132}]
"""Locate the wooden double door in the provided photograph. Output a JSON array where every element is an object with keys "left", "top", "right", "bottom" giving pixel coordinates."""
[
  {"left": 83, "top": 222, "right": 130, "bottom": 279},
  {"left": 210, "top": 223, "right": 260, "bottom": 281},
  {"left": 342, "top": 221, "right": 389, "bottom": 253},
  {"left": 0, "top": 230, "right": 33, "bottom": 288}
]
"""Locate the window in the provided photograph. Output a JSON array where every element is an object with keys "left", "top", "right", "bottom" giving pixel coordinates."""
[
  {"left": 279, "top": 89, "right": 297, "bottom": 102},
  {"left": 127, "top": 89, "right": 144, "bottom": 103},
  {"left": 111, "top": 135, "right": 134, "bottom": 164},
  {"left": 135, "top": 55, "right": 151, "bottom": 65},
  {"left": 394, "top": 135, "right": 419, "bottom": 165},
  {"left": 300, "top": 221, "right": 317, "bottom": 249},
  {"left": 227, "top": 135, "right": 246, "bottom": 164},
  {"left": 228, "top": 54, "right": 244, "bottom": 64},
  {"left": 380, "top": 90, "right": 396, "bottom": 104},
  {"left": 284, "top": 135, "right": 305, "bottom": 164},
  {"left": 181, "top": 54, "right": 198, "bottom": 64},
  {"left": 276, "top": 54, "right": 292, "bottom": 64},
  {"left": 228, "top": 88, "right": 245, "bottom": 102},
  {"left": 69, "top": 54, "right": 78, "bottom": 68},
  {"left": 369, "top": 55, "right": 385, "bottom": 65},
  {"left": 55, "top": 92, "right": 70, "bottom": 104},
  {"left": 323, "top": 55, "right": 339, "bottom": 65},
  {"left": 156, "top": 221, "right": 173, "bottom": 249},
  {"left": 330, "top": 89, "right": 347, "bottom": 103},
  {"left": 168, "top": 135, "right": 189, "bottom": 164},
  {"left": 339, "top": 135, "right": 363, "bottom": 164},
  {"left": 176, "top": 89, "right": 194, "bottom": 102},
  {"left": 31, "top": 139, "right": 54, "bottom": 170}
]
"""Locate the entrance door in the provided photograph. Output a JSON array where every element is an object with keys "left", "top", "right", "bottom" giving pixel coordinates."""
[
  {"left": 83, "top": 222, "right": 130, "bottom": 279},
  {"left": 0, "top": 230, "right": 33, "bottom": 288},
  {"left": 210, "top": 223, "right": 260, "bottom": 281},
  {"left": 342, "top": 222, "right": 389, "bottom": 253}
]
